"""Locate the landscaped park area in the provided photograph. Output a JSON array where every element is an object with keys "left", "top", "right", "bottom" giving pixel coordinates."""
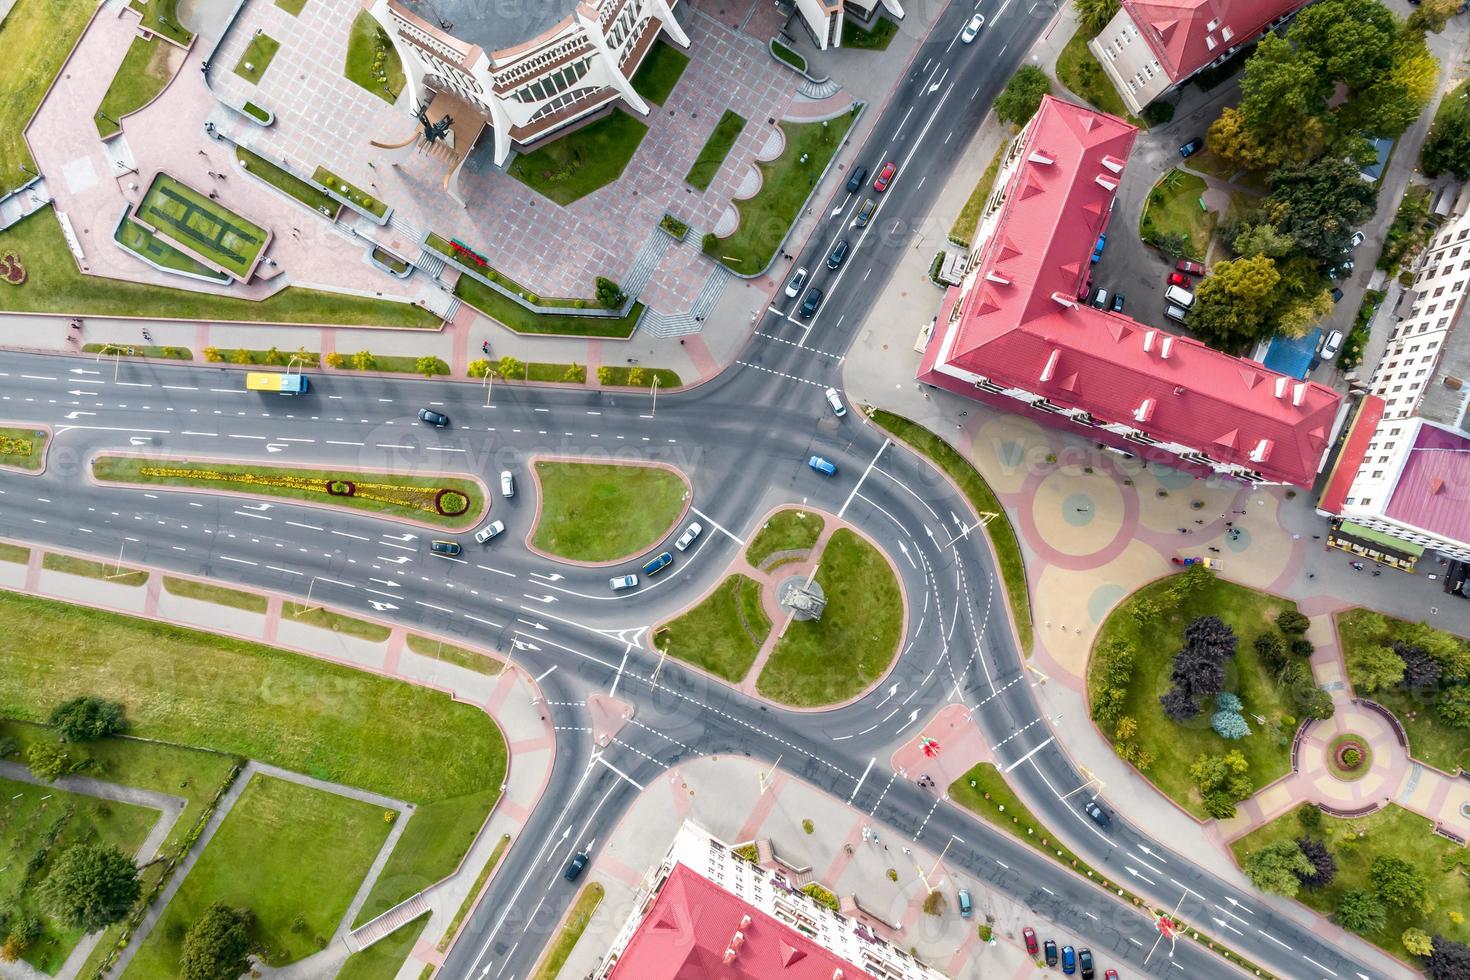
[
  {"left": 134, "top": 174, "right": 269, "bottom": 281},
  {"left": 529, "top": 461, "right": 687, "bottom": 562}
]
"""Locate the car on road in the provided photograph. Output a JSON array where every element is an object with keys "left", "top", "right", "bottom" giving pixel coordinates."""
[
  {"left": 1328, "top": 258, "right": 1355, "bottom": 279},
  {"left": 474, "top": 520, "right": 505, "bottom": 544},
  {"left": 1110, "top": 292, "right": 1125, "bottom": 313},
  {"left": 960, "top": 12, "right": 984, "bottom": 41},
  {"left": 642, "top": 551, "right": 673, "bottom": 576},
  {"left": 564, "top": 852, "right": 588, "bottom": 881},
  {"left": 1179, "top": 136, "right": 1204, "bottom": 158},
  {"left": 609, "top": 574, "right": 639, "bottom": 590},
  {"left": 1023, "top": 927, "right": 1039, "bottom": 956},
  {"left": 799, "top": 288, "right": 824, "bottom": 318},
  {"left": 418, "top": 408, "right": 449, "bottom": 427},
  {"left": 846, "top": 166, "right": 867, "bottom": 193},
  {"left": 1044, "top": 940, "right": 1058, "bottom": 966},
  {"left": 1167, "top": 271, "right": 1191, "bottom": 288},
  {"left": 873, "top": 161, "right": 897, "bottom": 192},
  {"left": 500, "top": 470, "right": 515, "bottom": 497},
  {"left": 1331, "top": 286, "right": 1344, "bottom": 303},
  {"left": 1062, "top": 945, "right": 1077, "bottom": 974},
  {"left": 827, "top": 239, "right": 851, "bottom": 269},
  {"left": 825, "top": 386, "right": 846, "bottom": 416},
  {"left": 1084, "top": 800, "right": 1112, "bottom": 828},
  {"left": 1342, "top": 230, "right": 1365, "bottom": 251},
  {"left": 854, "top": 198, "right": 877, "bottom": 227},
  {"left": 1090, "top": 287, "right": 1110, "bottom": 309},
  {"left": 1091, "top": 233, "right": 1106, "bottom": 264},
  {"left": 1319, "top": 329, "right": 1344, "bottom": 361},
  {"left": 957, "top": 888, "right": 973, "bottom": 917},
  {"left": 808, "top": 455, "right": 837, "bottom": 476},
  {"left": 1105, "top": 970, "right": 1120, "bottom": 980},
  {"left": 1079, "top": 948, "right": 1095, "bottom": 979},
  {"left": 1176, "top": 258, "right": 1206, "bottom": 276},
  {"left": 429, "top": 539, "right": 461, "bottom": 558},
  {"left": 675, "top": 522, "right": 703, "bottom": 551},
  {"left": 785, "top": 267, "right": 809, "bottom": 298}
]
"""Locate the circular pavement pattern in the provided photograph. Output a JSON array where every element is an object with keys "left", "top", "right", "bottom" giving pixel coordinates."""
[{"left": 1062, "top": 493, "right": 1095, "bottom": 526}]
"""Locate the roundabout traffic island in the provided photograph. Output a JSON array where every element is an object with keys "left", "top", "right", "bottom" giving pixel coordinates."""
[
  {"left": 528, "top": 459, "right": 690, "bottom": 563},
  {"left": 1327, "top": 733, "right": 1373, "bottom": 782}
]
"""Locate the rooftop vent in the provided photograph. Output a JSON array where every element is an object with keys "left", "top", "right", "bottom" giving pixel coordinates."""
[
  {"left": 1160, "top": 336, "right": 1175, "bottom": 359},
  {"left": 1134, "top": 398, "right": 1155, "bottom": 422},
  {"left": 1041, "top": 350, "right": 1060, "bottom": 382},
  {"left": 1249, "top": 438, "right": 1273, "bottom": 463},
  {"left": 1292, "top": 382, "right": 1306, "bottom": 407}
]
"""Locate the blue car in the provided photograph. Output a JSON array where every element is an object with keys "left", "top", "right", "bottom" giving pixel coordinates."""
[
  {"left": 1062, "top": 945, "right": 1077, "bottom": 974},
  {"left": 1090, "top": 234, "right": 1106, "bottom": 264},
  {"left": 642, "top": 551, "right": 673, "bottom": 576},
  {"left": 1179, "top": 136, "right": 1204, "bottom": 158},
  {"left": 808, "top": 455, "right": 837, "bottom": 476}
]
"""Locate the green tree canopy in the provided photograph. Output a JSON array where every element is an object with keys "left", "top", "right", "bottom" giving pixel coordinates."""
[
  {"left": 1187, "top": 254, "right": 1281, "bottom": 351},
  {"left": 1335, "top": 888, "right": 1388, "bottom": 934},
  {"left": 1265, "top": 155, "right": 1377, "bottom": 260},
  {"left": 1423, "top": 88, "right": 1470, "bottom": 179},
  {"left": 1073, "top": 0, "right": 1120, "bottom": 34},
  {"left": 48, "top": 696, "right": 127, "bottom": 742},
  {"left": 1290, "top": 0, "right": 1401, "bottom": 92},
  {"left": 1347, "top": 642, "right": 1406, "bottom": 692},
  {"left": 1243, "top": 839, "right": 1314, "bottom": 897},
  {"left": 995, "top": 66, "right": 1053, "bottom": 126},
  {"left": 179, "top": 904, "right": 257, "bottom": 980},
  {"left": 1369, "top": 855, "right": 1429, "bottom": 909},
  {"left": 41, "top": 845, "right": 140, "bottom": 933},
  {"left": 1237, "top": 34, "right": 1328, "bottom": 160}
]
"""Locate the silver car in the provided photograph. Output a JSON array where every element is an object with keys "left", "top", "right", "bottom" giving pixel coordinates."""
[
  {"left": 474, "top": 520, "right": 505, "bottom": 543},
  {"left": 500, "top": 470, "right": 515, "bottom": 497},
  {"left": 675, "top": 522, "right": 703, "bottom": 551},
  {"left": 609, "top": 574, "right": 639, "bottom": 590}
]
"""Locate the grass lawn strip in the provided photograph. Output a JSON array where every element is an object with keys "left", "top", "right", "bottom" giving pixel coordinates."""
[
  {"left": 0, "top": 0, "right": 95, "bottom": 178},
  {"left": 1231, "top": 804, "right": 1469, "bottom": 957},
  {"left": 95, "top": 35, "right": 177, "bottom": 137},
  {"left": 950, "top": 137, "right": 1009, "bottom": 247},
  {"left": 0, "top": 541, "right": 30, "bottom": 563},
  {"left": 406, "top": 634, "right": 503, "bottom": 675},
  {"left": 631, "top": 40, "right": 689, "bottom": 104},
  {"left": 276, "top": 0, "right": 309, "bottom": 13},
  {"left": 438, "top": 834, "right": 512, "bottom": 951},
  {"left": 338, "top": 913, "right": 428, "bottom": 980},
  {"left": 508, "top": 110, "right": 648, "bottom": 206},
  {"left": 345, "top": 10, "right": 406, "bottom": 103},
  {"left": 313, "top": 165, "right": 387, "bottom": 217},
  {"left": 128, "top": 0, "right": 193, "bottom": 45},
  {"left": 138, "top": 173, "right": 268, "bottom": 279},
  {"left": 655, "top": 574, "right": 771, "bottom": 682},
  {"left": 233, "top": 32, "right": 281, "bottom": 84},
  {"left": 1056, "top": 27, "right": 1136, "bottom": 121},
  {"left": 128, "top": 774, "right": 392, "bottom": 974},
  {"left": 236, "top": 146, "right": 338, "bottom": 214},
  {"left": 204, "top": 345, "right": 320, "bottom": 367},
  {"left": 82, "top": 343, "right": 193, "bottom": 360},
  {"left": 1141, "top": 169, "right": 1214, "bottom": 261},
  {"left": 596, "top": 364, "right": 681, "bottom": 387},
  {"left": 870, "top": 411, "right": 1032, "bottom": 654},
  {"left": 705, "top": 113, "right": 857, "bottom": 275},
  {"left": 841, "top": 16, "right": 897, "bottom": 49},
  {"left": 42, "top": 552, "right": 147, "bottom": 586},
  {"left": 756, "top": 529, "right": 902, "bottom": 706},
  {"left": 0, "top": 424, "right": 46, "bottom": 470},
  {"left": 531, "top": 883, "right": 604, "bottom": 980},
  {"left": 531, "top": 461, "right": 688, "bottom": 563},
  {"left": 163, "top": 576, "right": 268, "bottom": 613},
  {"left": 92, "top": 456, "right": 484, "bottom": 530},
  {"left": 286, "top": 605, "right": 391, "bottom": 642},
  {"left": 454, "top": 273, "right": 644, "bottom": 337},
  {"left": 686, "top": 109, "right": 747, "bottom": 190},
  {"left": 0, "top": 774, "right": 158, "bottom": 974},
  {"left": 745, "top": 508, "right": 824, "bottom": 567},
  {"left": 1087, "top": 574, "right": 1295, "bottom": 817}
]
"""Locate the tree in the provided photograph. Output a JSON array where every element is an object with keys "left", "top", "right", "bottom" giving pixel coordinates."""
[
  {"left": 563, "top": 363, "right": 586, "bottom": 384},
  {"left": 1335, "top": 888, "right": 1388, "bottom": 934},
  {"left": 595, "top": 277, "right": 625, "bottom": 309},
  {"left": 994, "top": 66, "right": 1053, "bottom": 126},
  {"left": 1399, "top": 622, "right": 1470, "bottom": 681},
  {"left": 1188, "top": 255, "right": 1281, "bottom": 351},
  {"left": 467, "top": 358, "right": 492, "bottom": 378},
  {"left": 1153, "top": 231, "right": 1190, "bottom": 261},
  {"left": 1427, "top": 936, "right": 1470, "bottom": 978},
  {"left": 179, "top": 903, "right": 256, "bottom": 980},
  {"left": 1233, "top": 221, "right": 1297, "bottom": 259},
  {"left": 1346, "top": 35, "right": 1438, "bottom": 136},
  {"left": 1243, "top": 840, "right": 1314, "bottom": 897},
  {"left": 1203, "top": 791, "right": 1240, "bottom": 819},
  {"left": 1379, "top": 187, "right": 1435, "bottom": 274},
  {"left": 351, "top": 350, "right": 376, "bottom": 371},
  {"left": 1402, "top": 927, "right": 1435, "bottom": 958},
  {"left": 1289, "top": 636, "right": 1315, "bottom": 659},
  {"left": 1254, "top": 632, "right": 1287, "bottom": 672},
  {"left": 26, "top": 740, "right": 70, "bottom": 781},
  {"left": 415, "top": 355, "right": 447, "bottom": 377},
  {"left": 1160, "top": 684, "right": 1201, "bottom": 722},
  {"left": 1409, "top": 0, "right": 1459, "bottom": 31},
  {"left": 48, "top": 697, "right": 126, "bottom": 742},
  {"left": 1369, "top": 855, "right": 1428, "bottom": 909},
  {"left": 1212, "top": 708, "right": 1251, "bottom": 739},
  {"left": 41, "top": 845, "right": 140, "bottom": 933},
  {"left": 1438, "top": 686, "right": 1470, "bottom": 728},
  {"left": 1397, "top": 643, "right": 1443, "bottom": 690},
  {"left": 1276, "top": 609, "right": 1310, "bottom": 635},
  {"left": 1295, "top": 836, "right": 1337, "bottom": 889},
  {"left": 1347, "top": 643, "right": 1405, "bottom": 693},
  {"left": 1423, "top": 92, "right": 1470, "bottom": 179},
  {"left": 1073, "top": 0, "right": 1119, "bottom": 34},
  {"left": 1297, "top": 802, "right": 1323, "bottom": 833},
  {"left": 1288, "top": 0, "right": 1400, "bottom": 92},
  {"left": 202, "top": 346, "right": 223, "bottom": 363},
  {"left": 1207, "top": 107, "right": 1291, "bottom": 172},
  {"left": 230, "top": 348, "right": 251, "bottom": 365},
  {"left": 1235, "top": 35, "right": 1328, "bottom": 164},
  {"left": 1266, "top": 156, "right": 1377, "bottom": 260}
]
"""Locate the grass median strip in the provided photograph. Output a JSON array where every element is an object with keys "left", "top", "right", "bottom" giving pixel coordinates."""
[
  {"left": 286, "top": 605, "right": 391, "bottom": 642},
  {"left": 870, "top": 410, "right": 1032, "bottom": 654},
  {"left": 746, "top": 508, "right": 824, "bottom": 568},
  {"left": 453, "top": 274, "right": 643, "bottom": 338},
  {"left": 92, "top": 456, "right": 485, "bottom": 529},
  {"left": 163, "top": 576, "right": 268, "bottom": 613},
  {"left": 406, "top": 634, "right": 503, "bottom": 675},
  {"left": 42, "top": 552, "right": 147, "bottom": 586},
  {"left": 531, "top": 882, "right": 604, "bottom": 980},
  {"left": 236, "top": 145, "right": 338, "bottom": 214},
  {"left": 0, "top": 542, "right": 30, "bottom": 564},
  {"left": 437, "top": 835, "right": 511, "bottom": 952},
  {"left": 0, "top": 424, "right": 46, "bottom": 470},
  {"left": 531, "top": 461, "right": 687, "bottom": 563},
  {"left": 655, "top": 575, "right": 771, "bottom": 682}
]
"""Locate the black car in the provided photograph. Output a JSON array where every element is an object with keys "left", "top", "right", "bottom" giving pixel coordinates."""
[
  {"left": 846, "top": 166, "right": 868, "bottom": 193},
  {"left": 1044, "top": 939, "right": 1058, "bottom": 966},
  {"left": 1079, "top": 948, "right": 1095, "bottom": 980},
  {"left": 827, "top": 239, "right": 851, "bottom": 270},
  {"left": 418, "top": 408, "right": 449, "bottom": 427},
  {"left": 1110, "top": 292, "right": 1125, "bottom": 313},
  {"left": 1084, "top": 800, "right": 1112, "bottom": 828},
  {"left": 564, "top": 851, "right": 589, "bottom": 881},
  {"left": 1179, "top": 137, "right": 1204, "bottom": 158},
  {"left": 429, "top": 539, "right": 462, "bottom": 558},
  {"left": 799, "top": 288, "right": 823, "bottom": 318}
]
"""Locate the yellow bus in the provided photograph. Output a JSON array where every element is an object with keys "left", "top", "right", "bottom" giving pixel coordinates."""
[{"left": 245, "top": 372, "right": 309, "bottom": 394}]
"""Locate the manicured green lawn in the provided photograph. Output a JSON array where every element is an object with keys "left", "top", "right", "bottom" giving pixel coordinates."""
[
  {"left": 871, "top": 411, "right": 1032, "bottom": 654},
  {"left": 454, "top": 274, "right": 643, "bottom": 337},
  {"left": 525, "top": 361, "right": 586, "bottom": 383},
  {"left": 128, "top": 0, "right": 193, "bottom": 45},
  {"left": 137, "top": 173, "right": 268, "bottom": 279},
  {"left": 1140, "top": 169, "right": 1214, "bottom": 261},
  {"left": 129, "top": 774, "right": 392, "bottom": 974},
  {"left": 597, "top": 365, "right": 681, "bottom": 387},
  {"left": 42, "top": 552, "right": 148, "bottom": 586},
  {"left": 427, "top": 234, "right": 589, "bottom": 308},
  {"left": 0, "top": 775, "right": 157, "bottom": 974},
  {"left": 530, "top": 462, "right": 687, "bottom": 562},
  {"left": 949, "top": 137, "right": 1008, "bottom": 247},
  {"left": 0, "top": 211, "right": 440, "bottom": 325},
  {"left": 345, "top": 10, "right": 406, "bottom": 103},
  {"left": 313, "top": 165, "right": 388, "bottom": 218},
  {"left": 1087, "top": 574, "right": 1296, "bottom": 817},
  {"left": 531, "top": 883, "right": 603, "bottom": 980},
  {"left": 1056, "top": 27, "right": 1133, "bottom": 121},
  {"left": 338, "top": 914, "right": 428, "bottom": 980},
  {"left": 842, "top": 16, "right": 898, "bottom": 49},
  {"left": 508, "top": 110, "right": 649, "bottom": 206},
  {"left": 771, "top": 39, "right": 806, "bottom": 72},
  {"left": 757, "top": 529, "right": 902, "bottom": 706},
  {"left": 233, "top": 32, "right": 281, "bottom": 84},
  {"left": 705, "top": 112, "right": 857, "bottom": 275},
  {"left": 92, "top": 456, "right": 485, "bottom": 530},
  {"left": 163, "top": 576, "right": 268, "bottom": 613},
  {"left": 95, "top": 35, "right": 176, "bottom": 136},
  {"left": 0, "top": 424, "right": 46, "bottom": 470},
  {"left": 1231, "top": 805, "right": 1470, "bottom": 957},
  {"left": 0, "top": 542, "right": 30, "bottom": 563},
  {"left": 655, "top": 575, "right": 771, "bottom": 682},
  {"left": 236, "top": 146, "right": 338, "bottom": 214},
  {"left": 289, "top": 605, "right": 392, "bottom": 643},
  {"left": 276, "top": 0, "right": 308, "bottom": 13},
  {"left": 631, "top": 40, "right": 689, "bottom": 105},
  {"left": 745, "top": 508, "right": 824, "bottom": 568},
  {"left": 1, "top": 0, "right": 96, "bottom": 179},
  {"left": 405, "top": 634, "right": 503, "bottom": 675},
  {"left": 1338, "top": 608, "right": 1470, "bottom": 774},
  {"left": 115, "top": 212, "right": 225, "bottom": 280},
  {"left": 686, "top": 109, "right": 747, "bottom": 190}
]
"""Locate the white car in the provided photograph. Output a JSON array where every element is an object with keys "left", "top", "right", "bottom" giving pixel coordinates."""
[
  {"left": 824, "top": 386, "right": 846, "bottom": 417},
  {"left": 960, "top": 13, "right": 984, "bottom": 43},
  {"left": 675, "top": 522, "right": 703, "bottom": 551},
  {"left": 609, "top": 574, "right": 639, "bottom": 590},
  {"left": 1319, "top": 329, "right": 1344, "bottom": 360},
  {"left": 785, "top": 267, "right": 808, "bottom": 298},
  {"left": 500, "top": 470, "right": 515, "bottom": 498},
  {"left": 474, "top": 519, "right": 505, "bottom": 544}
]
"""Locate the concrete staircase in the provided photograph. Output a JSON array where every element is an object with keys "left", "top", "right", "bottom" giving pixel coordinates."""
[
  {"left": 797, "top": 77, "right": 842, "bottom": 99},
  {"left": 623, "top": 230, "right": 671, "bottom": 298},
  {"left": 344, "top": 892, "right": 431, "bottom": 952},
  {"left": 640, "top": 264, "right": 729, "bottom": 337}
]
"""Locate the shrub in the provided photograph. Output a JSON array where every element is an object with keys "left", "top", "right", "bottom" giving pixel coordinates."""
[
  {"left": 49, "top": 696, "right": 127, "bottom": 742},
  {"left": 26, "top": 740, "right": 70, "bottom": 781},
  {"left": 1402, "top": 927, "right": 1433, "bottom": 957},
  {"left": 203, "top": 346, "right": 223, "bottom": 362},
  {"left": 922, "top": 891, "right": 947, "bottom": 916},
  {"left": 1290, "top": 637, "right": 1315, "bottom": 659},
  {"left": 496, "top": 355, "right": 524, "bottom": 379},
  {"left": 1144, "top": 101, "right": 1176, "bottom": 125},
  {"left": 595, "top": 276, "right": 625, "bottom": 309},
  {"left": 0, "top": 736, "right": 16, "bottom": 759},
  {"left": 231, "top": 348, "right": 251, "bottom": 365},
  {"left": 802, "top": 818, "right": 814, "bottom": 834},
  {"left": 415, "top": 355, "right": 449, "bottom": 377},
  {"left": 1255, "top": 633, "right": 1286, "bottom": 671},
  {"left": 597, "top": 366, "right": 614, "bottom": 385},
  {"left": 351, "top": 350, "right": 376, "bottom": 371},
  {"left": 1438, "top": 686, "right": 1470, "bottom": 728},
  {"left": 978, "top": 923, "right": 994, "bottom": 941},
  {"left": 1335, "top": 888, "right": 1387, "bottom": 934},
  {"left": 325, "top": 351, "right": 347, "bottom": 369},
  {"left": 801, "top": 882, "right": 839, "bottom": 911},
  {"left": 563, "top": 363, "right": 587, "bottom": 383},
  {"left": 1276, "top": 609, "right": 1311, "bottom": 634},
  {"left": 659, "top": 213, "right": 689, "bottom": 239},
  {"left": 467, "top": 359, "right": 492, "bottom": 378},
  {"left": 1296, "top": 803, "right": 1323, "bottom": 833},
  {"left": 1212, "top": 709, "right": 1251, "bottom": 739},
  {"left": 1296, "top": 835, "right": 1336, "bottom": 889}
]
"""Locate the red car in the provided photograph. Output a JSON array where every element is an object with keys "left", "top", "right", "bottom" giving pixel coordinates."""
[
  {"left": 1023, "top": 927, "right": 1039, "bottom": 956},
  {"left": 1167, "top": 271, "right": 1191, "bottom": 287},
  {"left": 1105, "top": 971, "right": 1120, "bottom": 980},
  {"left": 1176, "top": 259, "right": 1206, "bottom": 276},
  {"left": 873, "top": 161, "right": 897, "bottom": 192}
]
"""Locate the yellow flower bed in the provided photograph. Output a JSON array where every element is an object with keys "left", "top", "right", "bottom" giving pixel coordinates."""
[
  {"left": 0, "top": 437, "right": 34, "bottom": 458},
  {"left": 139, "top": 467, "right": 452, "bottom": 515}
]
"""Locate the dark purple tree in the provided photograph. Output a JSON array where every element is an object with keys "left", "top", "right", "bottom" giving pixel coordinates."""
[{"left": 1295, "top": 836, "right": 1337, "bottom": 889}]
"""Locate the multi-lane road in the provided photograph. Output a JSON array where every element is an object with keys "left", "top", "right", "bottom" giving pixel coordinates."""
[{"left": 0, "top": 2, "right": 1399, "bottom": 979}]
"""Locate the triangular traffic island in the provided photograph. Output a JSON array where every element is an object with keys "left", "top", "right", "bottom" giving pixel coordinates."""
[{"left": 587, "top": 692, "right": 634, "bottom": 747}]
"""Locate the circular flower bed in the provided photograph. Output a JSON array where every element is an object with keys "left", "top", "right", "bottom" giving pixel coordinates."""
[
  {"left": 435, "top": 488, "right": 470, "bottom": 516},
  {"left": 327, "top": 479, "right": 356, "bottom": 496},
  {"left": 1328, "top": 733, "right": 1372, "bottom": 782}
]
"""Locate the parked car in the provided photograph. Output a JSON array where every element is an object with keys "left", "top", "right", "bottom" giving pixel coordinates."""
[
  {"left": 960, "top": 12, "right": 984, "bottom": 41},
  {"left": 429, "top": 539, "right": 461, "bottom": 557},
  {"left": 609, "top": 574, "right": 639, "bottom": 590},
  {"left": 827, "top": 239, "right": 851, "bottom": 270},
  {"left": 785, "top": 267, "right": 809, "bottom": 298},
  {"left": 1044, "top": 940, "right": 1058, "bottom": 967},
  {"left": 1110, "top": 292, "right": 1125, "bottom": 313},
  {"left": 1090, "top": 287, "right": 1110, "bottom": 309},
  {"left": 1084, "top": 800, "right": 1112, "bottom": 828},
  {"left": 1165, "top": 303, "right": 1190, "bottom": 323},
  {"left": 957, "top": 888, "right": 973, "bottom": 917},
  {"left": 1176, "top": 259, "right": 1206, "bottom": 276},
  {"left": 808, "top": 455, "right": 837, "bottom": 476},
  {"left": 642, "top": 551, "right": 673, "bottom": 576},
  {"left": 564, "top": 852, "right": 589, "bottom": 881},
  {"left": 846, "top": 166, "right": 868, "bottom": 193},
  {"left": 1062, "top": 945, "right": 1077, "bottom": 974},
  {"left": 418, "top": 408, "right": 449, "bottom": 427},
  {"left": 1331, "top": 287, "right": 1344, "bottom": 302},
  {"left": 1319, "top": 329, "right": 1344, "bottom": 360},
  {"left": 1079, "top": 948, "right": 1095, "bottom": 980},
  {"left": 799, "top": 288, "right": 824, "bottom": 318},
  {"left": 1329, "top": 259, "right": 1355, "bottom": 279},
  {"left": 1091, "top": 233, "right": 1107, "bottom": 264},
  {"left": 500, "top": 470, "right": 515, "bottom": 497},
  {"left": 1167, "top": 271, "right": 1191, "bottom": 287},
  {"left": 1105, "top": 970, "right": 1120, "bottom": 980},
  {"left": 675, "top": 522, "right": 703, "bottom": 551},
  {"left": 873, "top": 161, "right": 897, "bottom": 192},
  {"left": 1023, "top": 927, "right": 1039, "bottom": 956},
  {"left": 854, "top": 198, "right": 877, "bottom": 227},
  {"left": 1164, "top": 284, "right": 1195, "bottom": 308},
  {"left": 1179, "top": 136, "right": 1204, "bottom": 158},
  {"left": 1344, "top": 230, "right": 1366, "bottom": 250},
  {"left": 474, "top": 520, "right": 505, "bottom": 544},
  {"left": 825, "top": 386, "right": 846, "bottom": 416}
]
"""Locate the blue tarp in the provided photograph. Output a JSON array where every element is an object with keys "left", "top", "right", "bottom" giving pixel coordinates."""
[{"left": 1263, "top": 329, "right": 1321, "bottom": 380}]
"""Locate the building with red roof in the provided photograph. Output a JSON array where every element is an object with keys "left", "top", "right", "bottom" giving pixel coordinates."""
[
  {"left": 594, "top": 823, "right": 944, "bottom": 980},
  {"left": 1087, "top": 0, "right": 1311, "bottom": 114},
  {"left": 917, "top": 95, "right": 1342, "bottom": 488}
]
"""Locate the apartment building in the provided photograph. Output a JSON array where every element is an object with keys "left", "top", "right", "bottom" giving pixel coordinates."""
[{"left": 793, "top": 0, "right": 906, "bottom": 51}]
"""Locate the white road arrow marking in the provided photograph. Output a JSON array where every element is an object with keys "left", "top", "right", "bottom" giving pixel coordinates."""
[
  {"left": 376, "top": 555, "right": 413, "bottom": 565},
  {"left": 1211, "top": 917, "right": 1244, "bottom": 937},
  {"left": 517, "top": 618, "right": 549, "bottom": 631},
  {"left": 894, "top": 709, "right": 921, "bottom": 734},
  {"left": 531, "top": 572, "right": 565, "bottom": 582},
  {"left": 266, "top": 443, "right": 288, "bottom": 453},
  {"left": 128, "top": 437, "right": 151, "bottom": 446},
  {"left": 70, "top": 368, "right": 100, "bottom": 375},
  {"left": 1125, "top": 866, "right": 1156, "bottom": 885},
  {"left": 513, "top": 640, "right": 541, "bottom": 652},
  {"left": 68, "top": 389, "right": 98, "bottom": 396},
  {"left": 241, "top": 503, "right": 273, "bottom": 511},
  {"left": 1137, "top": 844, "right": 1166, "bottom": 862},
  {"left": 383, "top": 532, "right": 418, "bottom": 542},
  {"left": 368, "top": 600, "right": 399, "bottom": 611},
  {"left": 64, "top": 411, "right": 96, "bottom": 419},
  {"left": 522, "top": 594, "right": 558, "bottom": 604},
  {"left": 875, "top": 682, "right": 900, "bottom": 708}
]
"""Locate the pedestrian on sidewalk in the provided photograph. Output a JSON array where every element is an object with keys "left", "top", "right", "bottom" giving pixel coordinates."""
[
  {"left": 1193, "top": 518, "right": 1204, "bottom": 525},
  {"left": 1225, "top": 521, "right": 1234, "bottom": 528}
]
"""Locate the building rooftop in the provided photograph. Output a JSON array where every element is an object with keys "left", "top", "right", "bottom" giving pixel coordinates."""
[
  {"left": 607, "top": 864, "right": 874, "bottom": 980},
  {"left": 1121, "top": 0, "right": 1309, "bottom": 82},
  {"left": 1262, "top": 328, "right": 1321, "bottom": 381},
  {"left": 398, "top": 0, "right": 581, "bottom": 56},
  {"left": 1318, "top": 395, "right": 1384, "bottom": 514},
  {"left": 1384, "top": 421, "right": 1470, "bottom": 544}
]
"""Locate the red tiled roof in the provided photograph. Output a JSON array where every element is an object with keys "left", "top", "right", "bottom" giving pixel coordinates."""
[
  {"left": 1317, "top": 396, "right": 1384, "bottom": 514},
  {"left": 1121, "top": 0, "right": 1311, "bottom": 82},
  {"left": 921, "top": 95, "right": 1341, "bottom": 487},
  {"left": 607, "top": 865, "right": 874, "bottom": 980},
  {"left": 1384, "top": 422, "right": 1470, "bottom": 543}
]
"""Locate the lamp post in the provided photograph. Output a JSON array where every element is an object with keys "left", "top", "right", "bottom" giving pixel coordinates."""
[{"left": 649, "top": 375, "right": 660, "bottom": 417}]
